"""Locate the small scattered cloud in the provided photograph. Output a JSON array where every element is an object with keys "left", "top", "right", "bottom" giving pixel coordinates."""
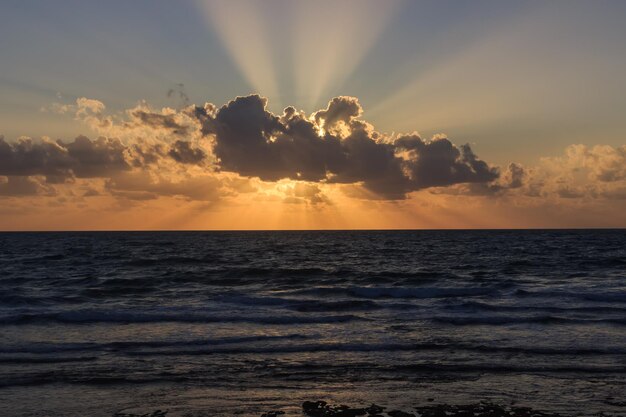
[
  {"left": 168, "top": 140, "right": 206, "bottom": 164},
  {"left": 283, "top": 182, "right": 329, "bottom": 205},
  {"left": 105, "top": 171, "right": 223, "bottom": 202},
  {"left": 167, "top": 83, "right": 190, "bottom": 107},
  {"left": 0, "top": 176, "right": 53, "bottom": 197}
]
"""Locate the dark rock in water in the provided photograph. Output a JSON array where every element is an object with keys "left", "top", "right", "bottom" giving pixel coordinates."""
[
  {"left": 365, "top": 404, "right": 385, "bottom": 415},
  {"left": 113, "top": 410, "right": 168, "bottom": 417},
  {"left": 387, "top": 411, "right": 415, "bottom": 417},
  {"left": 303, "top": 400, "right": 328, "bottom": 416},
  {"left": 302, "top": 401, "right": 367, "bottom": 417},
  {"left": 260, "top": 411, "right": 285, "bottom": 417},
  {"left": 414, "top": 403, "right": 564, "bottom": 417},
  {"left": 336, "top": 405, "right": 367, "bottom": 416},
  {"left": 302, "top": 401, "right": 570, "bottom": 417}
]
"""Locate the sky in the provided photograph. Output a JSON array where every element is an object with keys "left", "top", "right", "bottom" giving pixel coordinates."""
[{"left": 1, "top": 0, "right": 626, "bottom": 230}]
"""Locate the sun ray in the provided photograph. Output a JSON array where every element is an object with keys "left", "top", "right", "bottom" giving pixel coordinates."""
[
  {"left": 290, "top": 0, "right": 403, "bottom": 110},
  {"left": 197, "top": 0, "right": 402, "bottom": 111},
  {"left": 198, "top": 0, "right": 280, "bottom": 102}
]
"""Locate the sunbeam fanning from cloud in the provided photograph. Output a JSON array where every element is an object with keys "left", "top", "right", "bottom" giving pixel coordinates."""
[
  {"left": 368, "top": 2, "right": 626, "bottom": 161},
  {"left": 290, "top": 0, "right": 403, "bottom": 110},
  {"left": 198, "top": 0, "right": 280, "bottom": 102},
  {"left": 197, "top": 0, "right": 403, "bottom": 110}
]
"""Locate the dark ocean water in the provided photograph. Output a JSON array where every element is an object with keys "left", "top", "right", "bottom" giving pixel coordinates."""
[{"left": 0, "top": 230, "right": 624, "bottom": 416}]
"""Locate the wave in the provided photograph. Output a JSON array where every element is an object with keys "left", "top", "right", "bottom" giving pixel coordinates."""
[
  {"left": 448, "top": 301, "right": 626, "bottom": 314},
  {"left": 217, "top": 294, "right": 383, "bottom": 312},
  {"left": 397, "top": 363, "right": 626, "bottom": 375},
  {"left": 285, "top": 286, "right": 496, "bottom": 299},
  {"left": 0, "top": 356, "right": 97, "bottom": 364},
  {"left": 366, "top": 270, "right": 461, "bottom": 283},
  {"left": 0, "top": 309, "right": 363, "bottom": 325},
  {"left": 214, "top": 266, "right": 330, "bottom": 280},
  {"left": 121, "top": 341, "right": 626, "bottom": 357},
  {"left": 2, "top": 360, "right": 623, "bottom": 389},
  {"left": 93, "top": 266, "right": 468, "bottom": 286},
  {"left": 126, "top": 256, "right": 217, "bottom": 267},
  {"left": 19, "top": 253, "right": 66, "bottom": 263},
  {"left": 0, "top": 294, "right": 50, "bottom": 306},
  {"left": 0, "top": 374, "right": 181, "bottom": 388},
  {"left": 515, "top": 289, "right": 626, "bottom": 303},
  {"left": 432, "top": 315, "right": 626, "bottom": 326},
  {"left": 0, "top": 334, "right": 310, "bottom": 355},
  {"left": 293, "top": 299, "right": 383, "bottom": 312},
  {"left": 3, "top": 339, "right": 624, "bottom": 358}
]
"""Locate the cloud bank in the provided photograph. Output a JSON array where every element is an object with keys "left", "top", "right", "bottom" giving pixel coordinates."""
[
  {"left": 2, "top": 94, "right": 625, "bottom": 210},
  {"left": 2, "top": 95, "right": 502, "bottom": 201}
]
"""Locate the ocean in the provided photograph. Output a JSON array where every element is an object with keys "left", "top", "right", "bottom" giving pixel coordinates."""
[{"left": 0, "top": 230, "right": 624, "bottom": 416}]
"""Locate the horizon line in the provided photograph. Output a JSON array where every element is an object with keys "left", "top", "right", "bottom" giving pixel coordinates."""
[{"left": 0, "top": 227, "right": 624, "bottom": 233}]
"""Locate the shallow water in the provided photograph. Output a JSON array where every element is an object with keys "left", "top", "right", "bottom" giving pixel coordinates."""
[{"left": 0, "top": 230, "right": 624, "bottom": 416}]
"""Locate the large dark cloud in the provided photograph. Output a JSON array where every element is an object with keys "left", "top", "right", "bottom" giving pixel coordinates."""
[
  {"left": 205, "top": 95, "right": 342, "bottom": 182},
  {"left": 0, "top": 135, "right": 130, "bottom": 181},
  {"left": 445, "top": 163, "right": 526, "bottom": 197},
  {"left": 0, "top": 135, "right": 71, "bottom": 179},
  {"left": 395, "top": 135, "right": 498, "bottom": 189},
  {"left": 201, "top": 95, "right": 499, "bottom": 199},
  {"left": 64, "top": 136, "right": 130, "bottom": 178}
]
